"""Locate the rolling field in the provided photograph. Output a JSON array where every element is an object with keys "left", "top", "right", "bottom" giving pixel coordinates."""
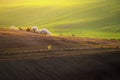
[
  {"left": 0, "top": 28, "right": 120, "bottom": 51},
  {"left": 0, "top": 28, "right": 120, "bottom": 80},
  {"left": 0, "top": 0, "right": 120, "bottom": 79},
  {"left": 0, "top": 0, "right": 120, "bottom": 39},
  {"left": 0, "top": 49, "right": 120, "bottom": 80}
]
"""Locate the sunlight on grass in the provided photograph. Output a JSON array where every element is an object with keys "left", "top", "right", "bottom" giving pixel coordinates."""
[
  {"left": 0, "top": 0, "right": 119, "bottom": 39},
  {"left": 0, "top": 0, "right": 103, "bottom": 7},
  {"left": 0, "top": 0, "right": 74, "bottom": 7}
]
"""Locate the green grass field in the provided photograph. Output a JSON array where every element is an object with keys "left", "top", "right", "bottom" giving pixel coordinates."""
[{"left": 0, "top": 0, "right": 120, "bottom": 39}]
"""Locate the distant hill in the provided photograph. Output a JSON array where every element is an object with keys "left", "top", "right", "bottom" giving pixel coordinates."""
[{"left": 0, "top": 0, "right": 120, "bottom": 39}]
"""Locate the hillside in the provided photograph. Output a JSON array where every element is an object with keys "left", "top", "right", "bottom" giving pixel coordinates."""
[
  {"left": 0, "top": 0, "right": 120, "bottom": 39},
  {"left": 0, "top": 29, "right": 120, "bottom": 80},
  {"left": 0, "top": 28, "right": 120, "bottom": 51}
]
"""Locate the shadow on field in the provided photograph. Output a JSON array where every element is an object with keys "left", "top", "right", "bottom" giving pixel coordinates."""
[{"left": 0, "top": 51, "right": 120, "bottom": 80}]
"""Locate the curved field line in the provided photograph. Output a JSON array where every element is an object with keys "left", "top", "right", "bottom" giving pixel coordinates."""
[{"left": 0, "top": 47, "right": 119, "bottom": 55}]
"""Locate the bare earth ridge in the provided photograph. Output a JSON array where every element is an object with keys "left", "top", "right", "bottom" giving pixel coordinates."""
[{"left": 0, "top": 28, "right": 120, "bottom": 80}]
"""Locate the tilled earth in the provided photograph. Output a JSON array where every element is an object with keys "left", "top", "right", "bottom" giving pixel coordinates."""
[{"left": 0, "top": 50, "right": 120, "bottom": 80}]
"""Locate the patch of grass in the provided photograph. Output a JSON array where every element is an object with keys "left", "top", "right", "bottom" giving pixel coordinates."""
[{"left": 0, "top": 0, "right": 119, "bottom": 39}]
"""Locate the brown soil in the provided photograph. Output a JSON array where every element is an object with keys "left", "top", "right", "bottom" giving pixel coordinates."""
[
  {"left": 0, "top": 28, "right": 120, "bottom": 50},
  {"left": 0, "top": 28, "right": 120, "bottom": 80}
]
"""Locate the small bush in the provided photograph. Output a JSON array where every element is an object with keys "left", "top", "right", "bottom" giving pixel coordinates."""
[
  {"left": 26, "top": 27, "right": 31, "bottom": 32},
  {"left": 18, "top": 27, "right": 24, "bottom": 31},
  {"left": 71, "top": 34, "right": 75, "bottom": 37}
]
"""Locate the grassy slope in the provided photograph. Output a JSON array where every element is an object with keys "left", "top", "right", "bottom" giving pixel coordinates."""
[{"left": 0, "top": 0, "right": 120, "bottom": 39}]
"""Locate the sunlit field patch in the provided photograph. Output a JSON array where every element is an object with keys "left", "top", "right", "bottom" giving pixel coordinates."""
[{"left": 0, "top": 0, "right": 119, "bottom": 39}]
